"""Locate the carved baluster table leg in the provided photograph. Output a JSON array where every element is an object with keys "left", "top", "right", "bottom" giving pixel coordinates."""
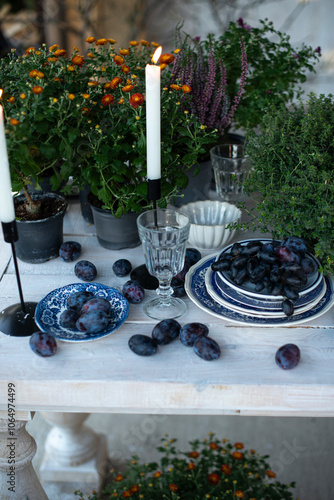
[
  {"left": 0, "top": 411, "right": 48, "bottom": 500},
  {"left": 40, "top": 412, "right": 108, "bottom": 493}
]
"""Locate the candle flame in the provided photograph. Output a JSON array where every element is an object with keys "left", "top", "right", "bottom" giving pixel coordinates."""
[
  {"left": 152, "top": 46, "right": 162, "bottom": 64},
  {"left": 0, "top": 89, "right": 3, "bottom": 99}
]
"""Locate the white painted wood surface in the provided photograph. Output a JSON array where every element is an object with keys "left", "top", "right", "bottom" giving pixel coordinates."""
[{"left": 0, "top": 199, "right": 334, "bottom": 417}]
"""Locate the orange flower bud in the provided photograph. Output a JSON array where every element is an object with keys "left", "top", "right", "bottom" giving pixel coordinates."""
[
  {"left": 170, "top": 84, "right": 180, "bottom": 91},
  {"left": 119, "top": 49, "right": 130, "bottom": 56},
  {"left": 102, "top": 94, "right": 115, "bottom": 106},
  {"left": 159, "top": 53, "right": 175, "bottom": 65},
  {"left": 108, "top": 38, "right": 117, "bottom": 44},
  {"left": 140, "top": 39, "right": 150, "bottom": 46},
  {"left": 188, "top": 451, "right": 199, "bottom": 458},
  {"left": 25, "top": 47, "right": 35, "bottom": 55},
  {"left": 169, "top": 484, "right": 178, "bottom": 492},
  {"left": 235, "top": 491, "right": 244, "bottom": 499},
  {"left": 29, "top": 70, "right": 38, "bottom": 77},
  {"left": 187, "top": 462, "right": 196, "bottom": 470},
  {"left": 67, "top": 66, "right": 75, "bottom": 72},
  {"left": 129, "top": 41, "right": 139, "bottom": 46},
  {"left": 85, "top": 37, "right": 96, "bottom": 43},
  {"left": 49, "top": 44, "right": 59, "bottom": 51},
  {"left": 54, "top": 78, "right": 63, "bottom": 82},
  {"left": 81, "top": 107, "right": 90, "bottom": 115},
  {"left": 32, "top": 86, "right": 43, "bottom": 94},
  {"left": 234, "top": 442, "right": 244, "bottom": 449},
  {"left": 67, "top": 94, "right": 75, "bottom": 100},
  {"left": 174, "top": 48, "right": 181, "bottom": 54},
  {"left": 71, "top": 55, "right": 85, "bottom": 67},
  {"left": 10, "top": 118, "right": 19, "bottom": 125},
  {"left": 88, "top": 80, "right": 99, "bottom": 87},
  {"left": 87, "top": 52, "right": 95, "bottom": 59},
  {"left": 182, "top": 84, "right": 191, "bottom": 93},
  {"left": 209, "top": 442, "right": 219, "bottom": 450},
  {"left": 232, "top": 451, "right": 243, "bottom": 460},
  {"left": 153, "top": 471, "right": 161, "bottom": 478},
  {"left": 20, "top": 93, "right": 26, "bottom": 99},
  {"left": 122, "top": 84, "right": 134, "bottom": 92},
  {"left": 121, "top": 65, "right": 130, "bottom": 74},
  {"left": 114, "top": 55, "right": 124, "bottom": 66},
  {"left": 159, "top": 63, "right": 167, "bottom": 70},
  {"left": 82, "top": 93, "right": 90, "bottom": 99},
  {"left": 129, "top": 485, "right": 139, "bottom": 493},
  {"left": 96, "top": 38, "right": 107, "bottom": 45},
  {"left": 36, "top": 71, "right": 44, "bottom": 78},
  {"left": 7, "top": 96, "right": 15, "bottom": 103},
  {"left": 109, "top": 77, "right": 122, "bottom": 89},
  {"left": 151, "top": 42, "right": 159, "bottom": 47},
  {"left": 47, "top": 57, "right": 58, "bottom": 62},
  {"left": 115, "top": 475, "right": 123, "bottom": 482},
  {"left": 54, "top": 49, "right": 67, "bottom": 57}
]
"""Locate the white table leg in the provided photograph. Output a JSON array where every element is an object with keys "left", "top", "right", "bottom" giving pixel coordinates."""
[
  {"left": 0, "top": 411, "right": 48, "bottom": 500},
  {"left": 40, "top": 412, "right": 107, "bottom": 492}
]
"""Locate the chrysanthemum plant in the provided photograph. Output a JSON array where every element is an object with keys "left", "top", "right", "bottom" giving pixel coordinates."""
[
  {"left": 75, "top": 434, "right": 295, "bottom": 500},
  {"left": 0, "top": 37, "right": 218, "bottom": 218},
  {"left": 172, "top": 18, "right": 321, "bottom": 140}
]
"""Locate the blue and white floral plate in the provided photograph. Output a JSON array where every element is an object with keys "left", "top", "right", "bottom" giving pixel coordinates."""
[
  {"left": 206, "top": 266, "right": 326, "bottom": 318},
  {"left": 35, "top": 283, "right": 129, "bottom": 342},
  {"left": 185, "top": 254, "right": 333, "bottom": 326}
]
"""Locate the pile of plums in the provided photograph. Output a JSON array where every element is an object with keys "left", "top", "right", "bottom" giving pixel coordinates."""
[
  {"left": 128, "top": 320, "right": 221, "bottom": 361},
  {"left": 211, "top": 236, "right": 318, "bottom": 317},
  {"left": 59, "top": 291, "right": 113, "bottom": 334}
]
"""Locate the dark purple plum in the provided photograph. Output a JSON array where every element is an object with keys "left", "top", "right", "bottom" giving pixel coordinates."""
[
  {"left": 67, "top": 291, "right": 95, "bottom": 313},
  {"left": 59, "top": 308, "right": 79, "bottom": 328},
  {"left": 275, "top": 246, "right": 300, "bottom": 264},
  {"left": 122, "top": 280, "right": 145, "bottom": 303},
  {"left": 112, "top": 259, "right": 132, "bottom": 277},
  {"left": 174, "top": 262, "right": 190, "bottom": 281},
  {"left": 185, "top": 248, "right": 202, "bottom": 268},
  {"left": 180, "top": 323, "right": 209, "bottom": 347},
  {"left": 152, "top": 319, "right": 181, "bottom": 345},
  {"left": 275, "top": 343, "right": 301, "bottom": 370},
  {"left": 282, "top": 236, "right": 308, "bottom": 256},
  {"left": 301, "top": 257, "right": 317, "bottom": 276},
  {"left": 171, "top": 277, "right": 186, "bottom": 298},
  {"left": 80, "top": 297, "right": 111, "bottom": 315},
  {"left": 193, "top": 336, "right": 221, "bottom": 361},
  {"left": 128, "top": 334, "right": 158, "bottom": 356},
  {"left": 59, "top": 241, "right": 82, "bottom": 262},
  {"left": 76, "top": 310, "right": 110, "bottom": 334},
  {"left": 29, "top": 331, "right": 57, "bottom": 357},
  {"left": 75, "top": 260, "right": 97, "bottom": 282}
]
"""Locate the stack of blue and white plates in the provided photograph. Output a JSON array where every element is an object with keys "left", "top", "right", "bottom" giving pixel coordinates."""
[{"left": 185, "top": 239, "right": 334, "bottom": 326}]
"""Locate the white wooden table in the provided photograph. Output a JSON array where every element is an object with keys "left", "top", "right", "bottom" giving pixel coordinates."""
[{"left": 0, "top": 199, "right": 334, "bottom": 499}]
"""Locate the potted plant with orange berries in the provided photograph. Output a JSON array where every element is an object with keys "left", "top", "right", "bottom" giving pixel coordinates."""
[{"left": 75, "top": 433, "right": 296, "bottom": 499}]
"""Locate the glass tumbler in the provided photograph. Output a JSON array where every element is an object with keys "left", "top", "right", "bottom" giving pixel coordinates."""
[
  {"left": 210, "top": 144, "right": 251, "bottom": 203},
  {"left": 137, "top": 208, "right": 190, "bottom": 320}
]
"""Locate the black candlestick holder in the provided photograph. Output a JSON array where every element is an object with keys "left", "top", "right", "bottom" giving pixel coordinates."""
[
  {"left": 0, "top": 220, "right": 38, "bottom": 337},
  {"left": 148, "top": 178, "right": 161, "bottom": 210}
]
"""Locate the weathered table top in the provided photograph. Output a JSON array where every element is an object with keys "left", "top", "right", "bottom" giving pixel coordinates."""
[{"left": 0, "top": 199, "right": 334, "bottom": 417}]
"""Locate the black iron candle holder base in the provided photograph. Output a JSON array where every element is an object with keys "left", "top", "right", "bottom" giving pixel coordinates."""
[
  {"left": 148, "top": 179, "right": 161, "bottom": 203},
  {"left": 0, "top": 302, "right": 38, "bottom": 337}
]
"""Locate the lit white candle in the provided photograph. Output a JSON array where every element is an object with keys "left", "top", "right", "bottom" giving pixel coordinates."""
[
  {"left": 145, "top": 46, "right": 162, "bottom": 180},
  {"left": 0, "top": 97, "right": 15, "bottom": 223}
]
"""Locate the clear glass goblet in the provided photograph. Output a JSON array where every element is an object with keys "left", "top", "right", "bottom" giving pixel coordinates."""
[{"left": 137, "top": 208, "right": 190, "bottom": 320}]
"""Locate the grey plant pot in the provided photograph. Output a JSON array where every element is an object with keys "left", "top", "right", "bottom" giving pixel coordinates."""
[
  {"left": 90, "top": 204, "right": 141, "bottom": 250},
  {"left": 14, "top": 193, "right": 67, "bottom": 263}
]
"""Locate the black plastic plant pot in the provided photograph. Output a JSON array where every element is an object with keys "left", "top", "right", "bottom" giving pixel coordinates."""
[{"left": 14, "top": 193, "right": 67, "bottom": 264}]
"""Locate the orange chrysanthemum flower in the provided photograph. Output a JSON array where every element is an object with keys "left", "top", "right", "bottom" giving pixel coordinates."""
[
  {"left": 232, "top": 451, "right": 244, "bottom": 460},
  {"left": 121, "top": 65, "right": 130, "bottom": 74},
  {"left": 118, "top": 98, "right": 124, "bottom": 104},
  {"left": 221, "top": 464, "right": 232, "bottom": 475},
  {"left": 129, "top": 41, "right": 139, "bottom": 46},
  {"left": 151, "top": 42, "right": 160, "bottom": 47},
  {"left": 108, "top": 38, "right": 117, "bottom": 44},
  {"left": 159, "top": 53, "right": 175, "bottom": 65},
  {"left": 20, "top": 93, "right": 26, "bottom": 99},
  {"left": 265, "top": 470, "right": 276, "bottom": 478},
  {"left": 170, "top": 84, "right": 181, "bottom": 91},
  {"left": 72, "top": 55, "right": 85, "bottom": 67},
  {"left": 129, "top": 485, "right": 140, "bottom": 493},
  {"left": 54, "top": 77, "right": 62, "bottom": 82},
  {"left": 25, "top": 47, "right": 35, "bottom": 54},
  {"left": 103, "top": 82, "right": 111, "bottom": 89},
  {"left": 54, "top": 49, "right": 67, "bottom": 57},
  {"left": 129, "top": 93, "right": 144, "bottom": 108},
  {"left": 187, "top": 462, "right": 196, "bottom": 470},
  {"left": 67, "top": 65, "right": 75, "bottom": 72},
  {"left": 88, "top": 80, "right": 99, "bottom": 87},
  {"left": 47, "top": 57, "right": 58, "bottom": 62},
  {"left": 67, "top": 94, "right": 75, "bottom": 100},
  {"left": 82, "top": 93, "right": 90, "bottom": 99},
  {"left": 153, "top": 471, "right": 161, "bottom": 478},
  {"left": 209, "top": 442, "right": 219, "bottom": 450},
  {"left": 49, "top": 44, "right": 59, "bottom": 51},
  {"left": 87, "top": 52, "right": 95, "bottom": 59},
  {"left": 122, "top": 492, "right": 131, "bottom": 498},
  {"left": 86, "top": 36, "right": 96, "bottom": 43},
  {"left": 159, "top": 63, "right": 167, "bottom": 70},
  {"left": 29, "top": 70, "right": 39, "bottom": 77},
  {"left": 119, "top": 49, "right": 130, "bottom": 56},
  {"left": 114, "top": 55, "right": 125, "bottom": 66},
  {"left": 188, "top": 451, "right": 200, "bottom": 458},
  {"left": 140, "top": 39, "right": 150, "bottom": 46},
  {"left": 235, "top": 491, "right": 244, "bottom": 499},
  {"left": 10, "top": 118, "right": 19, "bottom": 125},
  {"left": 234, "top": 442, "right": 244, "bottom": 450},
  {"left": 182, "top": 85, "right": 191, "bottom": 93},
  {"left": 169, "top": 484, "right": 178, "bottom": 492},
  {"left": 115, "top": 475, "right": 123, "bottom": 482},
  {"left": 101, "top": 94, "right": 115, "bottom": 106},
  {"left": 122, "top": 84, "right": 134, "bottom": 92},
  {"left": 32, "top": 86, "right": 43, "bottom": 94},
  {"left": 81, "top": 107, "right": 90, "bottom": 115},
  {"left": 96, "top": 38, "right": 108, "bottom": 45},
  {"left": 109, "top": 77, "right": 122, "bottom": 89},
  {"left": 7, "top": 96, "right": 15, "bottom": 103},
  {"left": 208, "top": 473, "right": 220, "bottom": 485},
  {"left": 250, "top": 449, "right": 256, "bottom": 455}
]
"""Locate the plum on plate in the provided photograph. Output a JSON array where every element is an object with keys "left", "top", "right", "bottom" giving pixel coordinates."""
[
  {"left": 67, "top": 291, "right": 95, "bottom": 313},
  {"left": 76, "top": 310, "right": 110, "bottom": 334},
  {"left": 59, "top": 308, "right": 79, "bottom": 328}
]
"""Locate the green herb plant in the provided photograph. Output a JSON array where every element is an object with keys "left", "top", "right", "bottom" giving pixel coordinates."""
[{"left": 242, "top": 93, "right": 334, "bottom": 275}]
